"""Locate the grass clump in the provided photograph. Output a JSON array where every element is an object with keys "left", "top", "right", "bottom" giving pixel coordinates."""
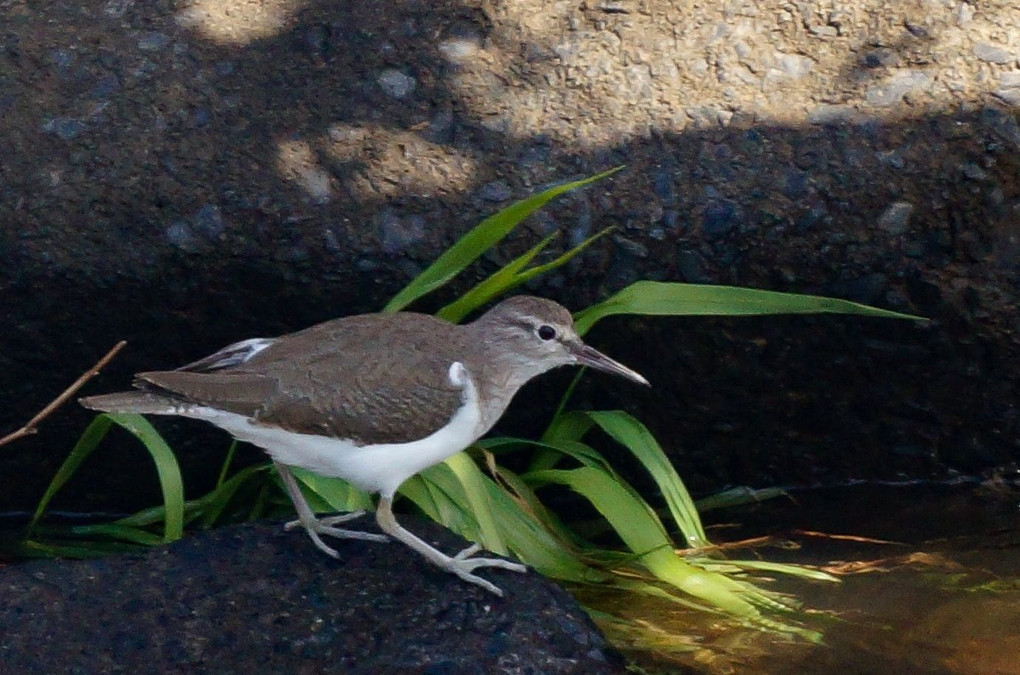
[{"left": 15, "top": 168, "right": 922, "bottom": 646}]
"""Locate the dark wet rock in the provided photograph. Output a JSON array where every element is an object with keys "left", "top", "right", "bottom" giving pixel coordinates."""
[
  {"left": 193, "top": 204, "right": 226, "bottom": 239},
  {"left": 825, "top": 273, "right": 890, "bottom": 305},
  {"left": 377, "top": 69, "right": 416, "bottom": 99},
  {"left": 612, "top": 234, "right": 649, "bottom": 258},
  {"left": 42, "top": 117, "right": 85, "bottom": 140},
  {"left": 877, "top": 201, "right": 915, "bottom": 235},
  {"left": 91, "top": 72, "right": 120, "bottom": 98},
  {"left": 137, "top": 32, "right": 171, "bottom": 52},
  {"left": 0, "top": 520, "right": 621, "bottom": 675},
  {"left": 166, "top": 220, "right": 203, "bottom": 253},
  {"left": 701, "top": 199, "right": 741, "bottom": 238},
  {"left": 652, "top": 168, "right": 676, "bottom": 205},
  {"left": 781, "top": 169, "right": 812, "bottom": 200},
  {"left": 423, "top": 108, "right": 456, "bottom": 144},
  {"left": 676, "top": 248, "right": 708, "bottom": 282},
  {"left": 980, "top": 106, "right": 1020, "bottom": 150},
  {"left": 378, "top": 209, "right": 426, "bottom": 254}
]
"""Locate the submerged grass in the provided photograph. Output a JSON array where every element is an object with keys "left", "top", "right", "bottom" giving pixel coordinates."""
[{"left": 17, "top": 168, "right": 923, "bottom": 647}]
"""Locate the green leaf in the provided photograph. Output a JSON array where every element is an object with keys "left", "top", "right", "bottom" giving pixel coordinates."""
[
  {"left": 526, "top": 466, "right": 765, "bottom": 619},
  {"left": 9, "top": 537, "right": 147, "bottom": 559},
  {"left": 402, "top": 452, "right": 510, "bottom": 554},
  {"left": 697, "top": 558, "right": 840, "bottom": 583},
  {"left": 66, "top": 523, "right": 165, "bottom": 546},
  {"left": 573, "top": 280, "right": 925, "bottom": 335},
  {"left": 437, "top": 227, "right": 614, "bottom": 323},
  {"left": 288, "top": 468, "right": 375, "bottom": 513},
  {"left": 476, "top": 465, "right": 608, "bottom": 582},
  {"left": 436, "top": 232, "right": 560, "bottom": 322},
  {"left": 29, "top": 413, "right": 184, "bottom": 544},
  {"left": 383, "top": 167, "right": 623, "bottom": 312},
  {"left": 442, "top": 452, "right": 507, "bottom": 553},
  {"left": 402, "top": 463, "right": 483, "bottom": 542},
  {"left": 586, "top": 411, "right": 708, "bottom": 547},
  {"left": 196, "top": 464, "right": 272, "bottom": 528},
  {"left": 695, "top": 486, "right": 789, "bottom": 512}
]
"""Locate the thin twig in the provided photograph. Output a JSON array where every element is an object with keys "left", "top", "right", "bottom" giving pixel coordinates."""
[
  {"left": 792, "top": 529, "right": 905, "bottom": 545},
  {"left": 0, "top": 341, "right": 127, "bottom": 447}
]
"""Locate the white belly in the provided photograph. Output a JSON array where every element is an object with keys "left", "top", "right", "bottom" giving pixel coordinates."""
[{"left": 186, "top": 363, "right": 484, "bottom": 498}]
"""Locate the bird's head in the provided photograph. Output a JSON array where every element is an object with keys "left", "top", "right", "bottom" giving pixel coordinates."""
[{"left": 472, "top": 296, "right": 649, "bottom": 386}]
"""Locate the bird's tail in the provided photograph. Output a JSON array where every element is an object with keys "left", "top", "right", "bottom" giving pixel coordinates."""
[{"left": 79, "top": 391, "right": 193, "bottom": 416}]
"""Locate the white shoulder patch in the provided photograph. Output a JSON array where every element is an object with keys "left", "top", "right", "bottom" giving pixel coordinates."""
[{"left": 448, "top": 361, "right": 467, "bottom": 387}]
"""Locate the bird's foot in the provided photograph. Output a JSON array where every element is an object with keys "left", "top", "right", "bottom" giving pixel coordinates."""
[
  {"left": 285, "top": 510, "right": 389, "bottom": 557},
  {"left": 438, "top": 544, "right": 528, "bottom": 596}
]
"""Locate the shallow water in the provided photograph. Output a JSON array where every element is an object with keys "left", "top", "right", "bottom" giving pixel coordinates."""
[{"left": 590, "top": 480, "right": 1020, "bottom": 675}]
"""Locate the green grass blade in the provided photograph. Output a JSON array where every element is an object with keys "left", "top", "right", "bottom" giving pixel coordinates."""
[
  {"left": 526, "top": 466, "right": 672, "bottom": 554},
  {"left": 436, "top": 232, "right": 558, "bottom": 323},
  {"left": 527, "top": 466, "right": 764, "bottom": 619},
  {"left": 66, "top": 523, "right": 166, "bottom": 546},
  {"left": 541, "top": 409, "right": 596, "bottom": 444},
  {"left": 695, "top": 486, "right": 789, "bottom": 512},
  {"left": 215, "top": 440, "right": 238, "bottom": 488},
  {"left": 437, "top": 227, "right": 614, "bottom": 323},
  {"left": 400, "top": 453, "right": 605, "bottom": 582},
  {"left": 383, "top": 167, "right": 623, "bottom": 312},
  {"left": 397, "top": 475, "right": 443, "bottom": 522},
  {"left": 482, "top": 468, "right": 607, "bottom": 582},
  {"left": 288, "top": 468, "right": 375, "bottom": 513},
  {"left": 10, "top": 537, "right": 147, "bottom": 559},
  {"left": 697, "top": 559, "right": 840, "bottom": 583},
  {"left": 436, "top": 452, "right": 507, "bottom": 554},
  {"left": 403, "top": 464, "right": 480, "bottom": 538},
  {"left": 573, "top": 280, "right": 925, "bottom": 335},
  {"left": 408, "top": 456, "right": 502, "bottom": 552},
  {"left": 586, "top": 411, "right": 708, "bottom": 547},
  {"left": 29, "top": 414, "right": 114, "bottom": 532},
  {"left": 106, "top": 414, "right": 185, "bottom": 542},
  {"left": 30, "top": 413, "right": 185, "bottom": 544},
  {"left": 197, "top": 463, "right": 272, "bottom": 527}
]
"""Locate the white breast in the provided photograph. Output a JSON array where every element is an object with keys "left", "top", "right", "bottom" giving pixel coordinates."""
[{"left": 184, "top": 362, "right": 484, "bottom": 499}]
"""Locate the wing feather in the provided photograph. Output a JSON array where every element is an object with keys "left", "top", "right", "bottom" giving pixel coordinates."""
[{"left": 133, "top": 313, "right": 467, "bottom": 445}]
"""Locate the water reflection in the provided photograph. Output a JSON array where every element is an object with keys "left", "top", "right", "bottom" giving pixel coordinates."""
[{"left": 582, "top": 480, "right": 1020, "bottom": 675}]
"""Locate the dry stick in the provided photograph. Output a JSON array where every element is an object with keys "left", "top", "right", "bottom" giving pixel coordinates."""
[{"left": 0, "top": 341, "right": 127, "bottom": 448}]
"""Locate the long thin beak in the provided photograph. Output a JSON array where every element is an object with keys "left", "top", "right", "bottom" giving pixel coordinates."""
[{"left": 569, "top": 342, "right": 650, "bottom": 387}]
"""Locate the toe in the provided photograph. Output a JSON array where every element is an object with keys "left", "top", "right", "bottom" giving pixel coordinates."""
[{"left": 456, "top": 571, "right": 504, "bottom": 597}]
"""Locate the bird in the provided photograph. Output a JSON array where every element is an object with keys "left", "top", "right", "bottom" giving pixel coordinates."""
[{"left": 80, "top": 295, "right": 649, "bottom": 595}]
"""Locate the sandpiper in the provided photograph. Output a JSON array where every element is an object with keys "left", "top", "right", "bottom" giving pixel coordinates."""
[{"left": 81, "top": 296, "right": 648, "bottom": 595}]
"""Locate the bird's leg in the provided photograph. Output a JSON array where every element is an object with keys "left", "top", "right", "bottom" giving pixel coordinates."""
[
  {"left": 375, "top": 495, "right": 527, "bottom": 597},
  {"left": 276, "top": 463, "right": 389, "bottom": 557}
]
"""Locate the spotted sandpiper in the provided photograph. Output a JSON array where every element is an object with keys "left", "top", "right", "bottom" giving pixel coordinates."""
[{"left": 81, "top": 296, "right": 648, "bottom": 595}]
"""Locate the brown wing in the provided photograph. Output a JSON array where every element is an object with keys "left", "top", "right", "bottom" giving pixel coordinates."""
[
  {"left": 138, "top": 313, "right": 466, "bottom": 445},
  {"left": 135, "top": 371, "right": 278, "bottom": 418}
]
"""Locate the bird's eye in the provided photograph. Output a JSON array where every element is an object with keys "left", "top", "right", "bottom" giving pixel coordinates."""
[{"left": 537, "top": 325, "right": 557, "bottom": 341}]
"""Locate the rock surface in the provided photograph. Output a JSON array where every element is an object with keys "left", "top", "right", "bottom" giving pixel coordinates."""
[
  {"left": 1, "top": 0, "right": 1018, "bottom": 511},
  {"left": 0, "top": 519, "right": 621, "bottom": 674}
]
